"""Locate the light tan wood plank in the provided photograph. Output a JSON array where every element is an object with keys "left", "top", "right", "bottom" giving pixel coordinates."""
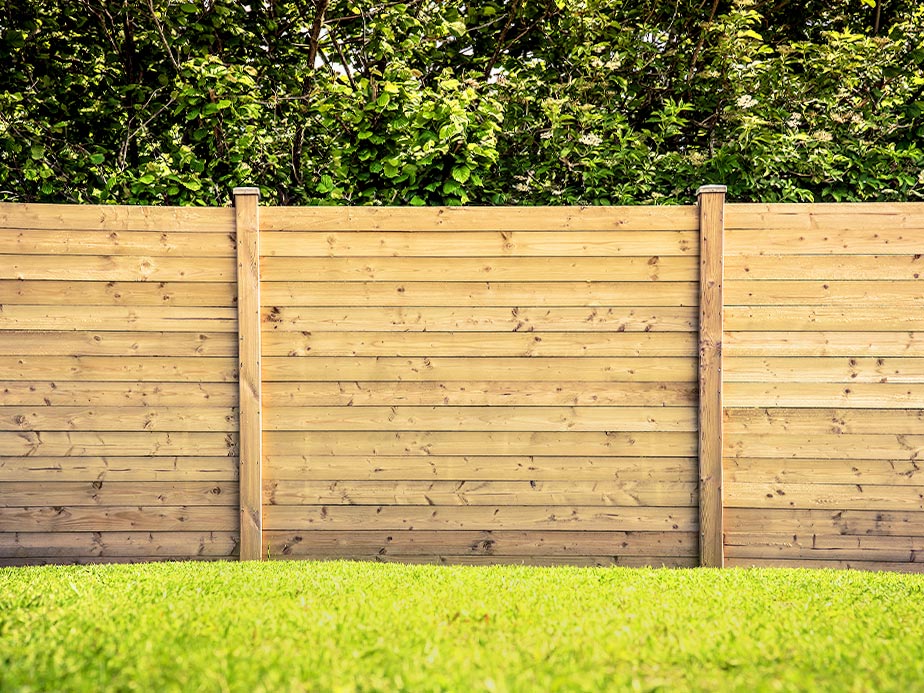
[
  {"left": 727, "top": 228, "right": 924, "bottom": 255},
  {"left": 261, "top": 256, "right": 698, "bottom": 282},
  {"left": 725, "top": 357, "right": 924, "bottom": 383},
  {"left": 0, "top": 331, "right": 236, "bottom": 357},
  {"left": 725, "top": 202, "right": 924, "bottom": 230},
  {"left": 0, "top": 281, "right": 236, "bottom": 307},
  {"left": 260, "top": 231, "right": 698, "bottom": 257},
  {"left": 725, "top": 457, "right": 924, "bottom": 486},
  {"left": 0, "top": 230, "right": 234, "bottom": 256},
  {"left": 725, "top": 408, "right": 924, "bottom": 435},
  {"left": 0, "top": 456, "right": 237, "bottom": 482},
  {"left": 0, "top": 406, "right": 237, "bottom": 432},
  {"left": 262, "top": 356, "right": 697, "bottom": 382},
  {"left": 0, "top": 531, "right": 239, "bottom": 558},
  {"left": 263, "top": 504, "right": 697, "bottom": 532},
  {"left": 726, "top": 306, "right": 924, "bottom": 331},
  {"left": 0, "top": 255, "right": 235, "bottom": 281},
  {"left": 263, "top": 455, "right": 697, "bottom": 482},
  {"left": 726, "top": 508, "right": 924, "bottom": 536},
  {"left": 263, "top": 530, "right": 697, "bottom": 558},
  {"left": 262, "top": 381, "right": 696, "bottom": 407},
  {"left": 724, "top": 433, "right": 924, "bottom": 460},
  {"left": 264, "top": 406, "right": 697, "bottom": 432},
  {"left": 0, "top": 356, "right": 237, "bottom": 382},
  {"left": 725, "top": 382, "right": 924, "bottom": 409},
  {"left": 261, "top": 281, "right": 697, "bottom": 307},
  {"left": 264, "top": 479, "right": 697, "bottom": 507},
  {"left": 264, "top": 430, "right": 696, "bottom": 457},
  {"left": 0, "top": 306, "right": 237, "bottom": 332},
  {"left": 725, "top": 332, "right": 924, "bottom": 357},
  {"left": 0, "top": 431, "right": 237, "bottom": 456},
  {"left": 726, "top": 255, "right": 924, "bottom": 280},
  {"left": 0, "top": 505, "right": 237, "bottom": 531},
  {"left": 726, "top": 482, "right": 924, "bottom": 511},
  {"left": 263, "top": 306, "right": 697, "bottom": 332},
  {"left": 0, "top": 481, "right": 238, "bottom": 507},
  {"left": 0, "top": 202, "right": 235, "bottom": 232},
  {"left": 262, "top": 331, "right": 697, "bottom": 358},
  {"left": 725, "top": 280, "right": 924, "bottom": 306},
  {"left": 0, "top": 381, "right": 238, "bottom": 407},
  {"left": 260, "top": 205, "right": 699, "bottom": 232},
  {"left": 265, "top": 555, "right": 698, "bottom": 568}
]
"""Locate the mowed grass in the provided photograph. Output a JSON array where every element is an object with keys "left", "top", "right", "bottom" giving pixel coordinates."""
[{"left": 2, "top": 562, "right": 923, "bottom": 692}]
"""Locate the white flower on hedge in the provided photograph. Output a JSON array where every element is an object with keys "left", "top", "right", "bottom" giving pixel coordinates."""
[
  {"left": 540, "top": 131, "right": 553, "bottom": 140},
  {"left": 513, "top": 182, "right": 529, "bottom": 192},
  {"left": 579, "top": 132, "right": 603, "bottom": 146},
  {"left": 736, "top": 95, "right": 757, "bottom": 109}
]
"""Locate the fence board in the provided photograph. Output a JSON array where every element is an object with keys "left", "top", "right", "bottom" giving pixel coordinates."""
[
  {"left": 0, "top": 481, "right": 238, "bottom": 507},
  {"left": 0, "top": 202, "right": 235, "bottom": 232},
  {"left": 0, "top": 456, "right": 238, "bottom": 482},
  {"left": 1, "top": 255, "right": 235, "bottom": 281},
  {"left": 0, "top": 230, "right": 235, "bottom": 256},
  {"left": 0, "top": 406, "right": 237, "bottom": 432},
  {"left": 0, "top": 381, "right": 238, "bottom": 407}
]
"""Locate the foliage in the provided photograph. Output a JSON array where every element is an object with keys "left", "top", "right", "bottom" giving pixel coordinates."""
[{"left": 0, "top": 0, "right": 922, "bottom": 204}]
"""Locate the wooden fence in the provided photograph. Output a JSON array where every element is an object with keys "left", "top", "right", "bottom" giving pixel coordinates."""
[{"left": 1, "top": 190, "right": 922, "bottom": 571}]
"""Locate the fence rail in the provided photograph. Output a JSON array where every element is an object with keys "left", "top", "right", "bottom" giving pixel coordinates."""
[{"left": 1, "top": 190, "right": 923, "bottom": 572}]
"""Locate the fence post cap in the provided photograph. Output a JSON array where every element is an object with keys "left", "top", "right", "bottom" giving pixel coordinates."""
[
  {"left": 233, "top": 186, "right": 261, "bottom": 198},
  {"left": 696, "top": 184, "right": 727, "bottom": 195}
]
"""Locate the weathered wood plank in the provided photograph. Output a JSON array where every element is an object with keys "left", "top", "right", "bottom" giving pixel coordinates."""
[
  {"left": 263, "top": 405, "right": 697, "bottom": 432},
  {"left": 0, "top": 381, "right": 238, "bottom": 407},
  {"left": 724, "top": 532, "right": 924, "bottom": 563},
  {"left": 725, "top": 557, "right": 923, "bottom": 572},
  {"left": 263, "top": 555, "right": 699, "bottom": 568},
  {"left": 263, "top": 455, "right": 697, "bottom": 482},
  {"left": 724, "top": 332, "right": 924, "bottom": 357},
  {"left": 262, "top": 381, "right": 697, "bottom": 406},
  {"left": 0, "top": 456, "right": 238, "bottom": 482},
  {"left": 0, "top": 255, "right": 235, "bottom": 281},
  {"left": 0, "top": 406, "right": 237, "bottom": 432},
  {"left": 263, "top": 331, "right": 697, "bottom": 358},
  {"left": 261, "top": 356, "right": 697, "bottom": 383},
  {"left": 0, "top": 505, "right": 237, "bottom": 531},
  {"left": 724, "top": 433, "right": 924, "bottom": 460},
  {"left": 725, "top": 457, "right": 924, "bottom": 486},
  {"left": 262, "top": 306, "right": 697, "bottom": 332},
  {"left": 0, "top": 356, "right": 237, "bottom": 382},
  {"left": 725, "top": 408, "right": 924, "bottom": 435},
  {"left": 264, "top": 479, "right": 697, "bottom": 507},
  {"left": 0, "top": 230, "right": 235, "bottom": 256},
  {"left": 726, "top": 482, "right": 924, "bottom": 511},
  {"left": 0, "top": 281, "right": 236, "bottom": 307},
  {"left": 260, "top": 205, "right": 699, "bottom": 232},
  {"left": 0, "top": 306, "right": 237, "bottom": 332},
  {"left": 0, "top": 531, "right": 239, "bottom": 558},
  {"left": 0, "top": 331, "right": 237, "bottom": 357},
  {"left": 0, "top": 481, "right": 238, "bottom": 507},
  {"left": 264, "top": 430, "right": 697, "bottom": 457},
  {"left": 261, "top": 281, "right": 698, "bottom": 307},
  {"left": 0, "top": 202, "right": 235, "bottom": 232},
  {"left": 725, "top": 382, "right": 924, "bottom": 408},
  {"left": 726, "top": 508, "right": 924, "bottom": 536},
  {"left": 0, "top": 431, "right": 238, "bottom": 456},
  {"left": 0, "top": 556, "right": 233, "bottom": 566}
]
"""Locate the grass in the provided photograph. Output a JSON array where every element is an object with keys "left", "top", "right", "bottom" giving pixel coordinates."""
[{"left": 1, "top": 562, "right": 923, "bottom": 692}]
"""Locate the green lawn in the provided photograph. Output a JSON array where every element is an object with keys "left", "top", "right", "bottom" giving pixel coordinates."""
[{"left": 2, "top": 561, "right": 923, "bottom": 692}]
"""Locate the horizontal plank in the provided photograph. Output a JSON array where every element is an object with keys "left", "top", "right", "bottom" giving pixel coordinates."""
[
  {"left": 0, "top": 481, "right": 238, "bottom": 507},
  {"left": 0, "top": 431, "right": 238, "bottom": 456},
  {"left": 264, "top": 479, "right": 697, "bottom": 507},
  {"left": 263, "top": 331, "right": 697, "bottom": 358},
  {"left": 0, "top": 406, "right": 237, "bottom": 432},
  {"left": 725, "top": 458, "right": 924, "bottom": 486},
  {"left": 0, "top": 505, "right": 237, "bottom": 531},
  {"left": 726, "top": 508, "right": 924, "bottom": 536},
  {"left": 725, "top": 255, "right": 924, "bottom": 280},
  {"left": 0, "top": 202, "right": 235, "bottom": 232},
  {"left": 724, "top": 332, "right": 924, "bottom": 357},
  {"left": 0, "top": 255, "right": 235, "bottom": 281},
  {"left": 264, "top": 505, "right": 697, "bottom": 531},
  {"left": 263, "top": 306, "right": 697, "bottom": 332},
  {"left": 262, "top": 381, "right": 696, "bottom": 407},
  {"left": 260, "top": 231, "right": 698, "bottom": 257},
  {"left": 725, "top": 203, "right": 924, "bottom": 230},
  {"left": 0, "top": 331, "right": 237, "bottom": 357},
  {"left": 265, "top": 555, "right": 698, "bottom": 568},
  {"left": 0, "top": 456, "right": 237, "bottom": 482},
  {"left": 265, "top": 431, "right": 697, "bottom": 457},
  {"left": 725, "top": 357, "right": 924, "bottom": 383},
  {"left": 261, "top": 281, "right": 697, "bottom": 307},
  {"left": 725, "top": 408, "right": 924, "bottom": 435},
  {"left": 263, "top": 530, "right": 697, "bottom": 558},
  {"left": 0, "top": 531, "right": 239, "bottom": 558},
  {"left": 264, "top": 455, "right": 697, "bottom": 482},
  {"left": 0, "top": 281, "right": 236, "bottom": 307},
  {"left": 0, "top": 356, "right": 237, "bottom": 382},
  {"left": 725, "top": 280, "right": 924, "bottom": 306},
  {"left": 260, "top": 205, "right": 699, "bottom": 232},
  {"left": 726, "top": 227, "right": 924, "bottom": 255},
  {"left": 0, "top": 229, "right": 234, "bottom": 256},
  {"left": 0, "top": 556, "right": 233, "bottom": 566},
  {"left": 262, "top": 357, "right": 697, "bottom": 383},
  {"left": 726, "top": 482, "right": 924, "bottom": 511},
  {"left": 725, "top": 532, "right": 924, "bottom": 562},
  {"left": 0, "top": 381, "right": 238, "bottom": 407},
  {"left": 261, "top": 256, "right": 699, "bottom": 282},
  {"left": 264, "top": 406, "right": 697, "bottom": 432},
  {"left": 724, "top": 557, "right": 923, "bottom": 572},
  {"left": 725, "top": 382, "right": 924, "bottom": 408},
  {"left": 724, "top": 433, "right": 924, "bottom": 460},
  {"left": 0, "top": 306, "right": 237, "bottom": 332},
  {"left": 726, "top": 306, "right": 924, "bottom": 331}
]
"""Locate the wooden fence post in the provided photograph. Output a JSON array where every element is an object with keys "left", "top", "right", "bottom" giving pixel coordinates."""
[
  {"left": 234, "top": 187, "right": 263, "bottom": 561},
  {"left": 697, "top": 184, "right": 726, "bottom": 568}
]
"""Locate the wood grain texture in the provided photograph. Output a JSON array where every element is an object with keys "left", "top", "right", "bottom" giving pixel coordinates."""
[
  {"left": 0, "top": 531, "right": 239, "bottom": 558},
  {"left": 0, "top": 229, "right": 235, "bottom": 256},
  {"left": 0, "top": 481, "right": 238, "bottom": 507},
  {"left": 0, "top": 381, "right": 238, "bottom": 407},
  {"left": 724, "top": 332, "right": 924, "bottom": 357},
  {"left": 0, "top": 505, "right": 237, "bottom": 532},
  {"left": 0, "top": 356, "right": 237, "bottom": 382},
  {"left": 0, "top": 306, "right": 237, "bottom": 332},
  {"left": 0, "top": 331, "right": 237, "bottom": 357},
  {"left": 0, "top": 456, "right": 238, "bottom": 482},
  {"left": 0, "top": 202, "right": 235, "bottom": 232},
  {"left": 0, "top": 406, "right": 238, "bottom": 432},
  {"left": 0, "top": 255, "right": 235, "bottom": 281}
]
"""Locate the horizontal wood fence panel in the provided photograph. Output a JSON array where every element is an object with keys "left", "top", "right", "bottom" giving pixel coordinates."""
[
  {"left": 725, "top": 281, "right": 924, "bottom": 306},
  {"left": 725, "top": 255, "right": 924, "bottom": 280},
  {"left": 0, "top": 506, "right": 238, "bottom": 532},
  {"left": 261, "top": 256, "right": 699, "bottom": 282},
  {"left": 0, "top": 230, "right": 235, "bottom": 256},
  {"left": 1, "top": 255, "right": 236, "bottom": 281},
  {"left": 725, "top": 306, "right": 924, "bottom": 331},
  {"left": 0, "top": 202, "right": 235, "bottom": 232},
  {"left": 724, "top": 357, "right": 924, "bottom": 383},
  {"left": 725, "top": 382, "right": 924, "bottom": 408},
  {"left": 263, "top": 456, "right": 699, "bottom": 482},
  {"left": 1, "top": 356, "right": 238, "bottom": 382},
  {"left": 724, "top": 408, "right": 924, "bottom": 435},
  {"left": 0, "top": 456, "right": 238, "bottom": 482},
  {"left": 0, "top": 306, "right": 237, "bottom": 332},
  {"left": 725, "top": 202, "right": 924, "bottom": 230},
  {"left": 0, "top": 381, "right": 238, "bottom": 406},
  {"left": 0, "top": 406, "right": 238, "bottom": 432},
  {"left": 0, "top": 332, "right": 237, "bottom": 357},
  {"left": 0, "top": 281, "right": 237, "bottom": 307},
  {"left": 724, "top": 332, "right": 924, "bottom": 358},
  {"left": 0, "top": 431, "right": 239, "bottom": 456},
  {"left": 725, "top": 228, "right": 924, "bottom": 255},
  {"left": 725, "top": 457, "right": 924, "bottom": 486},
  {"left": 726, "top": 508, "right": 924, "bottom": 536},
  {"left": 726, "top": 482, "right": 924, "bottom": 511},
  {"left": 0, "top": 481, "right": 238, "bottom": 507},
  {"left": 724, "top": 433, "right": 924, "bottom": 459},
  {"left": 0, "top": 531, "right": 240, "bottom": 558}
]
